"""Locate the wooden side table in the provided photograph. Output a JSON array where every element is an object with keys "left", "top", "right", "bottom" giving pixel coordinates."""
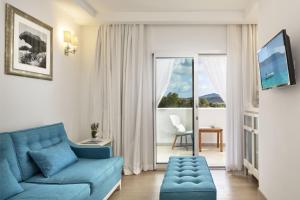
[{"left": 199, "top": 128, "right": 223, "bottom": 152}]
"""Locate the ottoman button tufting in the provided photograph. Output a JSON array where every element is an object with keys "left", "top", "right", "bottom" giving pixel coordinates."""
[{"left": 160, "top": 156, "right": 216, "bottom": 200}]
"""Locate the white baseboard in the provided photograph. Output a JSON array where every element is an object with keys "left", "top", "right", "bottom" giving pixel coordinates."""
[
  {"left": 258, "top": 187, "right": 268, "bottom": 200},
  {"left": 103, "top": 179, "right": 121, "bottom": 200},
  {"left": 157, "top": 143, "right": 226, "bottom": 146}
]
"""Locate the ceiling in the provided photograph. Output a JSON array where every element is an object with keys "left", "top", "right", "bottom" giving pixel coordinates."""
[
  {"left": 55, "top": 0, "right": 258, "bottom": 25},
  {"left": 87, "top": 0, "right": 255, "bottom": 12}
]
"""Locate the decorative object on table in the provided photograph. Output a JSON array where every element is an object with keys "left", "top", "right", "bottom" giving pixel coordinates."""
[
  {"left": 210, "top": 125, "right": 215, "bottom": 128},
  {"left": 64, "top": 31, "right": 78, "bottom": 56},
  {"left": 91, "top": 122, "right": 99, "bottom": 138},
  {"left": 5, "top": 4, "right": 53, "bottom": 80}
]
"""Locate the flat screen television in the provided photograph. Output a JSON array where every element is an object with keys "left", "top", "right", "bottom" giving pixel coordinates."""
[{"left": 257, "top": 29, "right": 295, "bottom": 90}]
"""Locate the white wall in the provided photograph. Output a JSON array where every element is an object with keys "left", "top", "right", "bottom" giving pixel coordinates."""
[
  {"left": 157, "top": 108, "right": 226, "bottom": 144},
  {"left": 0, "top": 0, "right": 84, "bottom": 142},
  {"left": 146, "top": 24, "right": 227, "bottom": 54},
  {"left": 258, "top": 0, "right": 300, "bottom": 199},
  {"left": 79, "top": 26, "right": 98, "bottom": 139}
]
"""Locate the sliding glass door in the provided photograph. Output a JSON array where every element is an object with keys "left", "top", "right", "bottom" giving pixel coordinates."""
[
  {"left": 154, "top": 57, "right": 195, "bottom": 164},
  {"left": 154, "top": 54, "right": 227, "bottom": 167}
]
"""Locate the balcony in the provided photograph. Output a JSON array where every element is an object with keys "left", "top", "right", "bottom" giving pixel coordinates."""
[{"left": 156, "top": 107, "right": 226, "bottom": 166}]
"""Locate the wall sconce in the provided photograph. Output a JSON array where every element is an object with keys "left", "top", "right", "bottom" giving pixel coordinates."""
[{"left": 64, "top": 31, "right": 78, "bottom": 56}]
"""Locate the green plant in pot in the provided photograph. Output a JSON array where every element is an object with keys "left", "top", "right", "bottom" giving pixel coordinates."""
[{"left": 91, "top": 123, "right": 99, "bottom": 138}]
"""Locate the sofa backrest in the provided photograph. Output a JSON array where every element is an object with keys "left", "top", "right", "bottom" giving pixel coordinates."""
[
  {"left": 10, "top": 123, "right": 68, "bottom": 180},
  {"left": 0, "top": 133, "right": 22, "bottom": 182}
]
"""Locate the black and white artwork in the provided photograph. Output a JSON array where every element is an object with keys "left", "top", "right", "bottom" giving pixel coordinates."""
[
  {"left": 5, "top": 4, "right": 53, "bottom": 80},
  {"left": 18, "top": 23, "right": 47, "bottom": 68}
]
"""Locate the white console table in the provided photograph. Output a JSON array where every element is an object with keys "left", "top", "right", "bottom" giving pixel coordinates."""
[
  {"left": 79, "top": 138, "right": 112, "bottom": 146},
  {"left": 243, "top": 111, "right": 259, "bottom": 180}
]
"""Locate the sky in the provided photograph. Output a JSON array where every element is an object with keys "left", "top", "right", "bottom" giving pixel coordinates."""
[
  {"left": 258, "top": 32, "right": 286, "bottom": 63},
  {"left": 164, "top": 58, "right": 218, "bottom": 98}
]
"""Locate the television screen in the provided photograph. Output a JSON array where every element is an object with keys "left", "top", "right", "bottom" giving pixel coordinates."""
[{"left": 258, "top": 30, "right": 295, "bottom": 90}]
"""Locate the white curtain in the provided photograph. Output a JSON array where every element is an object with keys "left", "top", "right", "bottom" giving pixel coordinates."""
[
  {"left": 199, "top": 55, "right": 227, "bottom": 102},
  {"left": 226, "top": 25, "right": 244, "bottom": 171},
  {"left": 242, "top": 24, "right": 259, "bottom": 108},
  {"left": 91, "top": 24, "right": 154, "bottom": 175},
  {"left": 156, "top": 59, "right": 174, "bottom": 106}
]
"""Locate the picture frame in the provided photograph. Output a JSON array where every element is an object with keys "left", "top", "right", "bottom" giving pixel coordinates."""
[{"left": 5, "top": 4, "right": 53, "bottom": 80}]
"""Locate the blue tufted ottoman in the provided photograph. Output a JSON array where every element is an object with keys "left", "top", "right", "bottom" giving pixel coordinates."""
[{"left": 160, "top": 156, "right": 216, "bottom": 200}]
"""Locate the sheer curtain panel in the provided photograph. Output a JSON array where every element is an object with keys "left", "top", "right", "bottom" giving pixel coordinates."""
[
  {"left": 91, "top": 24, "right": 154, "bottom": 175},
  {"left": 226, "top": 25, "right": 244, "bottom": 171},
  {"left": 199, "top": 55, "right": 227, "bottom": 102},
  {"left": 242, "top": 24, "right": 259, "bottom": 109}
]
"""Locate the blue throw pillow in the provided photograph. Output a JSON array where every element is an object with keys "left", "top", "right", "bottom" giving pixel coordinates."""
[
  {"left": 29, "top": 142, "right": 78, "bottom": 177},
  {"left": 0, "top": 159, "right": 24, "bottom": 200}
]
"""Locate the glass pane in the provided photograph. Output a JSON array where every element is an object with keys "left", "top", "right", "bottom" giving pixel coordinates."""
[
  {"left": 156, "top": 58, "right": 194, "bottom": 163},
  {"left": 197, "top": 55, "right": 226, "bottom": 167},
  {"left": 197, "top": 55, "right": 226, "bottom": 108},
  {"left": 244, "top": 130, "right": 252, "bottom": 164},
  {"left": 254, "top": 134, "right": 259, "bottom": 169},
  {"left": 254, "top": 116, "right": 258, "bottom": 130},
  {"left": 244, "top": 115, "right": 252, "bottom": 127},
  {"left": 244, "top": 130, "right": 247, "bottom": 159},
  {"left": 247, "top": 131, "right": 252, "bottom": 164}
]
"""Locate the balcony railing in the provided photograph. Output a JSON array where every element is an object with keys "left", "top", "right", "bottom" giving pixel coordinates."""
[{"left": 156, "top": 108, "right": 226, "bottom": 144}]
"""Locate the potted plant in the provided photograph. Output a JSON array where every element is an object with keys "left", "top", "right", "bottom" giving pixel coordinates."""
[{"left": 91, "top": 123, "right": 99, "bottom": 138}]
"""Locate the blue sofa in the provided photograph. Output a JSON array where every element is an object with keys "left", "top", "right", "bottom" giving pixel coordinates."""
[{"left": 0, "top": 123, "right": 124, "bottom": 200}]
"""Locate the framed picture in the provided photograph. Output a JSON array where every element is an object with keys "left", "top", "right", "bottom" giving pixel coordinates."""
[{"left": 5, "top": 4, "right": 53, "bottom": 80}]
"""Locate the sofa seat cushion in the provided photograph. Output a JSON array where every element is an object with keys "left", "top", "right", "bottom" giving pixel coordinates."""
[
  {"left": 8, "top": 183, "right": 90, "bottom": 200},
  {"left": 0, "top": 159, "right": 24, "bottom": 200},
  {"left": 26, "top": 157, "right": 124, "bottom": 194},
  {"left": 29, "top": 142, "right": 78, "bottom": 177}
]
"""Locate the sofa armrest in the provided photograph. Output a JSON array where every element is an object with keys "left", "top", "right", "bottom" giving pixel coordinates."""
[{"left": 69, "top": 142, "right": 112, "bottom": 159}]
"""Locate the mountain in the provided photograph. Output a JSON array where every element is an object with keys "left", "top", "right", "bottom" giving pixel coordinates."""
[
  {"left": 259, "top": 52, "right": 285, "bottom": 68},
  {"left": 199, "top": 93, "right": 224, "bottom": 103}
]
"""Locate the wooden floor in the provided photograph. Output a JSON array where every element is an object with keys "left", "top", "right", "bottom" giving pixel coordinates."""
[
  {"left": 157, "top": 145, "right": 225, "bottom": 166},
  {"left": 109, "top": 170, "right": 266, "bottom": 200}
]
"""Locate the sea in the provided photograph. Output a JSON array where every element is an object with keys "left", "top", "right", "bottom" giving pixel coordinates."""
[{"left": 259, "top": 53, "right": 289, "bottom": 89}]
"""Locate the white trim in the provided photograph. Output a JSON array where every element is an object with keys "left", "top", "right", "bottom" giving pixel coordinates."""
[
  {"left": 103, "top": 180, "right": 121, "bottom": 200},
  {"left": 156, "top": 164, "right": 168, "bottom": 170},
  {"left": 95, "top": 10, "right": 257, "bottom": 25},
  {"left": 74, "top": 0, "right": 98, "bottom": 17},
  {"left": 258, "top": 187, "right": 267, "bottom": 200},
  {"left": 153, "top": 53, "right": 157, "bottom": 170}
]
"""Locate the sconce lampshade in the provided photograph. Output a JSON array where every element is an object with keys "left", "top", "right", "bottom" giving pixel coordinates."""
[
  {"left": 64, "top": 30, "right": 78, "bottom": 56},
  {"left": 64, "top": 31, "right": 71, "bottom": 43},
  {"left": 71, "top": 35, "right": 78, "bottom": 46}
]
